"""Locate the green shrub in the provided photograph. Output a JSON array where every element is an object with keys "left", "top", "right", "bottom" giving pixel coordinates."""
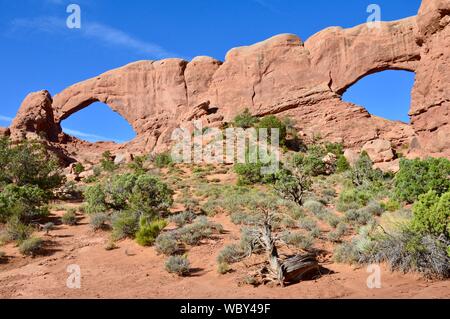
[
  {"left": 129, "top": 174, "right": 174, "bottom": 217},
  {"left": 176, "top": 217, "right": 223, "bottom": 246},
  {"left": 412, "top": 190, "right": 449, "bottom": 237},
  {"left": 274, "top": 167, "right": 312, "bottom": 206},
  {"left": 0, "top": 138, "right": 64, "bottom": 191},
  {"left": 367, "top": 228, "right": 449, "bottom": 279},
  {"left": 84, "top": 173, "right": 174, "bottom": 219},
  {"left": 298, "top": 217, "right": 317, "bottom": 231},
  {"left": 217, "top": 244, "right": 245, "bottom": 264},
  {"left": 337, "top": 188, "right": 371, "bottom": 212},
  {"left": 336, "top": 155, "right": 350, "bottom": 173},
  {"left": 328, "top": 223, "right": 348, "bottom": 242},
  {"left": 155, "top": 232, "right": 179, "bottom": 256},
  {"left": 394, "top": 157, "right": 450, "bottom": 203},
  {"left": 0, "top": 184, "right": 49, "bottom": 222},
  {"left": 281, "top": 232, "right": 314, "bottom": 250},
  {"left": 334, "top": 241, "right": 361, "bottom": 264},
  {"left": 4, "top": 216, "right": 33, "bottom": 242},
  {"left": 135, "top": 218, "right": 168, "bottom": 246},
  {"left": 73, "top": 163, "right": 85, "bottom": 175},
  {"left": 90, "top": 213, "right": 109, "bottom": 231},
  {"left": 61, "top": 210, "right": 77, "bottom": 225},
  {"left": 256, "top": 115, "right": 287, "bottom": 145},
  {"left": 217, "top": 262, "right": 231, "bottom": 274},
  {"left": 382, "top": 199, "right": 401, "bottom": 212},
  {"left": 165, "top": 255, "right": 190, "bottom": 276},
  {"left": 100, "top": 151, "right": 116, "bottom": 172},
  {"left": 350, "top": 151, "right": 383, "bottom": 188},
  {"left": 111, "top": 210, "right": 140, "bottom": 240},
  {"left": 84, "top": 184, "right": 107, "bottom": 214},
  {"left": 19, "top": 237, "right": 43, "bottom": 256},
  {"left": 344, "top": 208, "right": 373, "bottom": 225},
  {"left": 169, "top": 211, "right": 196, "bottom": 227},
  {"left": 154, "top": 153, "right": 173, "bottom": 168},
  {"left": 233, "top": 108, "right": 258, "bottom": 129}
]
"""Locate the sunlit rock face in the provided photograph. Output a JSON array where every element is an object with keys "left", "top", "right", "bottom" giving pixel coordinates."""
[{"left": 7, "top": 0, "right": 449, "bottom": 164}]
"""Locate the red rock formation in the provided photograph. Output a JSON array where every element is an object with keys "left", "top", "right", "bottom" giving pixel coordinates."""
[{"left": 6, "top": 0, "right": 449, "bottom": 164}]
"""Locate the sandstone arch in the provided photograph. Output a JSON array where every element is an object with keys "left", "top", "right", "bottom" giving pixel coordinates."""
[{"left": 7, "top": 0, "right": 449, "bottom": 162}]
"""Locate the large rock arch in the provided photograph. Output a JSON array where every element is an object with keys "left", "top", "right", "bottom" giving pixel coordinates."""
[{"left": 6, "top": 0, "right": 449, "bottom": 162}]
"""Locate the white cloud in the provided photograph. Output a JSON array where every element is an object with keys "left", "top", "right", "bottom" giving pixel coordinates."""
[
  {"left": 0, "top": 115, "right": 13, "bottom": 123},
  {"left": 250, "top": 0, "right": 281, "bottom": 14},
  {"left": 62, "top": 127, "right": 123, "bottom": 143},
  {"left": 9, "top": 16, "right": 178, "bottom": 59}
]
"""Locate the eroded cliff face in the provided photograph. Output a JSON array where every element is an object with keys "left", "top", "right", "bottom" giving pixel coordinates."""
[{"left": 6, "top": 0, "right": 449, "bottom": 165}]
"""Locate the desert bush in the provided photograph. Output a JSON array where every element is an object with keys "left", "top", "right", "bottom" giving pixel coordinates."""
[
  {"left": 217, "top": 262, "right": 231, "bottom": 274},
  {"left": 334, "top": 241, "right": 361, "bottom": 263},
  {"left": 128, "top": 155, "right": 147, "bottom": 175},
  {"left": 394, "top": 157, "right": 450, "bottom": 204},
  {"left": 412, "top": 190, "right": 449, "bottom": 237},
  {"left": 274, "top": 167, "right": 312, "bottom": 206},
  {"left": 90, "top": 213, "right": 110, "bottom": 231},
  {"left": 4, "top": 216, "right": 33, "bottom": 242},
  {"left": 309, "top": 226, "right": 321, "bottom": 238},
  {"left": 84, "top": 184, "right": 107, "bottom": 214},
  {"left": 365, "top": 201, "right": 385, "bottom": 216},
  {"left": 84, "top": 173, "right": 174, "bottom": 219},
  {"left": 367, "top": 228, "right": 449, "bottom": 279},
  {"left": 19, "top": 237, "right": 43, "bottom": 256},
  {"left": 100, "top": 151, "right": 116, "bottom": 172},
  {"left": 169, "top": 211, "right": 196, "bottom": 228},
  {"left": 217, "top": 243, "right": 246, "bottom": 264},
  {"left": 281, "top": 232, "right": 314, "bottom": 250},
  {"left": 61, "top": 210, "right": 77, "bottom": 225},
  {"left": 337, "top": 188, "right": 371, "bottom": 212},
  {"left": 56, "top": 181, "right": 82, "bottom": 200},
  {"left": 350, "top": 151, "right": 384, "bottom": 188},
  {"left": 154, "top": 152, "right": 173, "bottom": 168},
  {"left": 42, "top": 222, "right": 54, "bottom": 235},
  {"left": 234, "top": 159, "right": 276, "bottom": 186},
  {"left": 230, "top": 211, "right": 263, "bottom": 225},
  {"left": 111, "top": 210, "right": 140, "bottom": 240},
  {"left": 233, "top": 108, "right": 258, "bottom": 129},
  {"left": 0, "top": 184, "right": 50, "bottom": 222},
  {"left": 0, "top": 251, "right": 5, "bottom": 261},
  {"left": 155, "top": 232, "right": 179, "bottom": 256},
  {"left": 344, "top": 208, "right": 373, "bottom": 225},
  {"left": 165, "top": 255, "right": 190, "bottom": 276},
  {"left": 325, "top": 214, "right": 341, "bottom": 228},
  {"left": 176, "top": 217, "right": 223, "bottom": 246},
  {"left": 256, "top": 115, "right": 287, "bottom": 145},
  {"left": 73, "top": 163, "right": 85, "bottom": 175},
  {"left": 129, "top": 174, "right": 174, "bottom": 217},
  {"left": 328, "top": 223, "right": 348, "bottom": 242},
  {"left": 298, "top": 217, "right": 317, "bottom": 231},
  {"left": 0, "top": 138, "right": 64, "bottom": 191},
  {"left": 382, "top": 198, "right": 401, "bottom": 212},
  {"left": 135, "top": 218, "right": 168, "bottom": 246},
  {"left": 336, "top": 155, "right": 350, "bottom": 173}
]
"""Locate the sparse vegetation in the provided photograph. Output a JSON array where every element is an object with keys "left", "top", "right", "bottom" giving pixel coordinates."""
[
  {"left": 61, "top": 209, "right": 77, "bottom": 225},
  {"left": 165, "top": 255, "right": 190, "bottom": 276},
  {"left": 19, "top": 237, "right": 43, "bottom": 256}
]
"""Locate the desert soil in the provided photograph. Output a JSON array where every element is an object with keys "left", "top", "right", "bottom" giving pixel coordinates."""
[{"left": 0, "top": 207, "right": 448, "bottom": 299}]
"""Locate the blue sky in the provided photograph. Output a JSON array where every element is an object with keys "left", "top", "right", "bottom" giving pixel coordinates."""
[{"left": 0, "top": 0, "right": 420, "bottom": 142}]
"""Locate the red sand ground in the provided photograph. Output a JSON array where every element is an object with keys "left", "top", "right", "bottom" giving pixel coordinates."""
[{"left": 0, "top": 210, "right": 448, "bottom": 299}]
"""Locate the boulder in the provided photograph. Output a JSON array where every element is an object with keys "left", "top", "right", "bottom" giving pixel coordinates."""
[{"left": 362, "top": 139, "right": 395, "bottom": 163}]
